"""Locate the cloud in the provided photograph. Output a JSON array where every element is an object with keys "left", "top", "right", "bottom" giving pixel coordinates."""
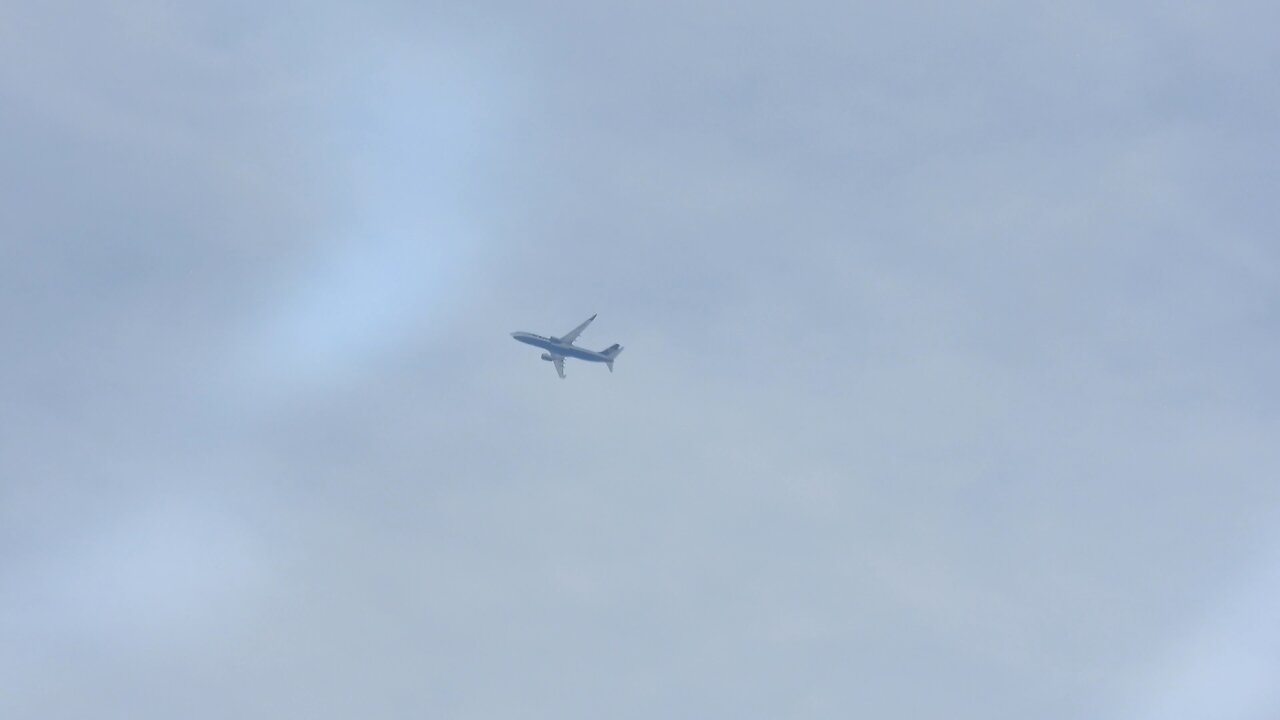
[{"left": 3, "top": 2, "right": 1279, "bottom": 719}]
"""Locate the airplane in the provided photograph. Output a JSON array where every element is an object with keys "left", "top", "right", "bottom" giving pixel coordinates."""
[{"left": 510, "top": 314, "right": 623, "bottom": 379}]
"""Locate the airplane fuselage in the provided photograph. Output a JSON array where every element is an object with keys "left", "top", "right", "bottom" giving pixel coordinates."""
[{"left": 510, "top": 332, "right": 612, "bottom": 363}]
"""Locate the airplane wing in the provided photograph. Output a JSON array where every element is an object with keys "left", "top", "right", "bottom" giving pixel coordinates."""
[
  {"left": 559, "top": 314, "right": 596, "bottom": 345},
  {"left": 553, "top": 356, "right": 566, "bottom": 379}
]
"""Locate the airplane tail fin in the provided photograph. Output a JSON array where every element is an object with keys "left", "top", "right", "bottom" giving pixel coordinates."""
[{"left": 602, "top": 344, "right": 623, "bottom": 372}]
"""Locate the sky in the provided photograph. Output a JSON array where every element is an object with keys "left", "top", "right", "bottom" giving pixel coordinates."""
[{"left": 2, "top": 2, "right": 1279, "bottom": 718}]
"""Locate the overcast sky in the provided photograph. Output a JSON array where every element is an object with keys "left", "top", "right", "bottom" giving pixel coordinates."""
[{"left": 3, "top": 2, "right": 1279, "bottom": 718}]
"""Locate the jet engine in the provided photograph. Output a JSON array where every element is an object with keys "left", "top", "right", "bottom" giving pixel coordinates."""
[{"left": 541, "top": 353, "right": 555, "bottom": 361}]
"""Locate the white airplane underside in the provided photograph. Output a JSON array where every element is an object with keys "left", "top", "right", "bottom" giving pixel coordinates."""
[{"left": 510, "top": 314, "right": 623, "bottom": 379}]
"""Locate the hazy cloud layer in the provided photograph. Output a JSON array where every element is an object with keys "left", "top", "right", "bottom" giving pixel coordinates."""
[{"left": 3, "top": 2, "right": 1278, "bottom": 718}]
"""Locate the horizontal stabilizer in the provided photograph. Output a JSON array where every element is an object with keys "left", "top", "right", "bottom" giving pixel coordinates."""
[{"left": 603, "top": 344, "right": 623, "bottom": 372}]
